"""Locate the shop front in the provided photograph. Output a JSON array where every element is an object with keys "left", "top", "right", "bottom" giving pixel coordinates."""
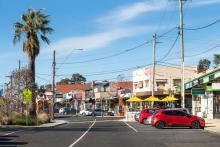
[{"left": 185, "top": 67, "right": 220, "bottom": 119}]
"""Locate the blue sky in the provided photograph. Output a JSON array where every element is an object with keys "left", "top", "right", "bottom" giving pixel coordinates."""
[{"left": 0, "top": 0, "right": 220, "bottom": 86}]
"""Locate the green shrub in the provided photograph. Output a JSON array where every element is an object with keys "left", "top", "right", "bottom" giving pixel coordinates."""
[{"left": 37, "top": 113, "right": 50, "bottom": 124}]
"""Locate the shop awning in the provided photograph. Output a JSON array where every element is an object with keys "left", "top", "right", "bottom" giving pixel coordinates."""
[
  {"left": 161, "top": 96, "right": 178, "bottom": 102},
  {"left": 126, "top": 97, "right": 142, "bottom": 102},
  {"left": 143, "top": 96, "right": 161, "bottom": 102}
]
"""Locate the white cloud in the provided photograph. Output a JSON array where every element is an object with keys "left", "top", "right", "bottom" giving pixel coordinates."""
[
  {"left": 96, "top": 0, "right": 167, "bottom": 25},
  {"left": 42, "top": 26, "right": 154, "bottom": 57}
]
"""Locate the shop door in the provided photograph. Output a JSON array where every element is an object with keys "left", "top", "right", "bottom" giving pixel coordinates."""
[{"left": 214, "top": 96, "right": 220, "bottom": 119}]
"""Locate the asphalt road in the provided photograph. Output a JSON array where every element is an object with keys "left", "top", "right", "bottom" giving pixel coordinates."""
[{"left": 1, "top": 116, "right": 220, "bottom": 147}]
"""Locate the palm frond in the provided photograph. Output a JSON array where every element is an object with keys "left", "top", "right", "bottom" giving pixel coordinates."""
[{"left": 41, "top": 35, "right": 50, "bottom": 44}]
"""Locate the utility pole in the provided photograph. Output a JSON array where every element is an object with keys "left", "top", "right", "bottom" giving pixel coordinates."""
[
  {"left": 179, "top": 0, "right": 185, "bottom": 108},
  {"left": 52, "top": 50, "right": 56, "bottom": 119},
  {"left": 92, "top": 81, "right": 95, "bottom": 110},
  {"left": 18, "top": 60, "right": 21, "bottom": 112},
  {"left": 152, "top": 33, "right": 157, "bottom": 97}
]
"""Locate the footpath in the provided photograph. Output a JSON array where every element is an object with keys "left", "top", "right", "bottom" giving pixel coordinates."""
[
  {"left": 0, "top": 119, "right": 67, "bottom": 128},
  {"left": 205, "top": 119, "right": 220, "bottom": 135}
]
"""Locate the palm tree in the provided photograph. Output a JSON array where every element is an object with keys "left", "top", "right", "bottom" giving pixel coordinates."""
[{"left": 13, "top": 8, "right": 53, "bottom": 117}]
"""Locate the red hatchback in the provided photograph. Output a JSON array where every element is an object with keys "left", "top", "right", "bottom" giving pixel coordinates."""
[
  {"left": 151, "top": 109, "right": 205, "bottom": 129},
  {"left": 139, "top": 108, "right": 160, "bottom": 124}
]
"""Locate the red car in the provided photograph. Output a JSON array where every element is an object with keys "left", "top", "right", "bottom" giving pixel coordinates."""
[
  {"left": 151, "top": 109, "right": 205, "bottom": 129},
  {"left": 139, "top": 108, "right": 160, "bottom": 124}
]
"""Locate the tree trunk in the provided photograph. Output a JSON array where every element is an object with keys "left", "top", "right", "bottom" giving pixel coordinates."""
[{"left": 28, "top": 55, "right": 36, "bottom": 117}]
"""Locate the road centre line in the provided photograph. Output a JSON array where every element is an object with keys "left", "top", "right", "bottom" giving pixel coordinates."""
[
  {"left": 124, "top": 122, "right": 138, "bottom": 133},
  {"left": 68, "top": 119, "right": 96, "bottom": 147}
]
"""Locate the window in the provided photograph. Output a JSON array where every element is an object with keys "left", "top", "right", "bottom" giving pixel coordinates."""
[
  {"left": 144, "top": 109, "right": 155, "bottom": 114},
  {"left": 156, "top": 79, "right": 167, "bottom": 89},
  {"left": 163, "top": 111, "right": 173, "bottom": 115},
  {"left": 138, "top": 81, "right": 143, "bottom": 88},
  {"left": 173, "top": 111, "right": 186, "bottom": 116},
  {"left": 173, "top": 79, "right": 181, "bottom": 87},
  {"left": 145, "top": 80, "right": 149, "bottom": 88},
  {"left": 134, "top": 82, "right": 138, "bottom": 89}
]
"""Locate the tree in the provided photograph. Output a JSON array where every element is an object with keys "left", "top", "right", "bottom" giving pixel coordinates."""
[
  {"left": 57, "top": 78, "right": 72, "bottom": 85},
  {"left": 71, "top": 73, "right": 86, "bottom": 84},
  {"left": 197, "top": 59, "right": 211, "bottom": 73},
  {"left": 213, "top": 54, "right": 220, "bottom": 68},
  {"left": 57, "top": 73, "right": 86, "bottom": 85},
  {"left": 3, "top": 67, "right": 32, "bottom": 114},
  {"left": 13, "top": 9, "right": 53, "bottom": 117}
]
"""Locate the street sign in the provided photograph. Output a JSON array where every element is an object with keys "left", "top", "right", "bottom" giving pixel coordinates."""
[
  {"left": 192, "top": 89, "right": 205, "bottom": 95},
  {"left": 23, "top": 88, "right": 32, "bottom": 103}
]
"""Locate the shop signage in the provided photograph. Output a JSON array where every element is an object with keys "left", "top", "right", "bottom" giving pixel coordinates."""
[
  {"left": 185, "top": 82, "right": 192, "bottom": 89},
  {"left": 215, "top": 71, "right": 220, "bottom": 78},
  {"left": 203, "top": 76, "right": 209, "bottom": 83},
  {"left": 206, "top": 86, "right": 212, "bottom": 91},
  {"left": 212, "top": 83, "right": 220, "bottom": 91},
  {"left": 192, "top": 89, "right": 205, "bottom": 95}
]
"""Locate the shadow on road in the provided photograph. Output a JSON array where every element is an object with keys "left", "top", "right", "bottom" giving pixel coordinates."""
[{"left": 0, "top": 135, "right": 28, "bottom": 147}]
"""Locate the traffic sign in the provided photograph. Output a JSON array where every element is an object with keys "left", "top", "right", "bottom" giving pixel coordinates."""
[
  {"left": 48, "top": 99, "right": 53, "bottom": 104},
  {"left": 0, "top": 99, "right": 4, "bottom": 106},
  {"left": 23, "top": 88, "right": 32, "bottom": 103}
]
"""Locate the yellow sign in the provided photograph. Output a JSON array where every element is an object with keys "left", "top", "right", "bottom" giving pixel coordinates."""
[
  {"left": 23, "top": 88, "right": 32, "bottom": 103},
  {"left": 48, "top": 99, "right": 53, "bottom": 104},
  {"left": 0, "top": 99, "right": 4, "bottom": 106}
]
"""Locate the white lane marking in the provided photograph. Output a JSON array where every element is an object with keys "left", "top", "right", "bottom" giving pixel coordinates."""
[
  {"left": 124, "top": 122, "right": 138, "bottom": 133},
  {"left": 69, "top": 120, "right": 119, "bottom": 124},
  {"left": 68, "top": 119, "right": 96, "bottom": 147},
  {"left": 2, "top": 130, "right": 24, "bottom": 136}
]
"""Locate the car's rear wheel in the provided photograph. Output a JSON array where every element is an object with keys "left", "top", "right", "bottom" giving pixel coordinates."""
[
  {"left": 155, "top": 121, "right": 165, "bottom": 129},
  {"left": 82, "top": 112, "right": 86, "bottom": 116},
  {"left": 191, "top": 121, "right": 201, "bottom": 129}
]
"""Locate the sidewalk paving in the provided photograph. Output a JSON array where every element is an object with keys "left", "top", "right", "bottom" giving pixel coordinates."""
[
  {"left": 205, "top": 119, "right": 220, "bottom": 135},
  {"left": 0, "top": 119, "right": 67, "bottom": 128}
]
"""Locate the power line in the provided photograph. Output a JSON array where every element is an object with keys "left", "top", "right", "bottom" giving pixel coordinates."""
[
  {"left": 56, "top": 27, "right": 178, "bottom": 65},
  {"left": 161, "top": 43, "right": 220, "bottom": 62},
  {"left": 184, "top": 18, "right": 220, "bottom": 31},
  {"left": 158, "top": 33, "right": 180, "bottom": 62},
  {"left": 185, "top": 44, "right": 220, "bottom": 57},
  {"left": 56, "top": 64, "right": 152, "bottom": 77},
  {"left": 56, "top": 41, "right": 151, "bottom": 65},
  {"left": 36, "top": 75, "right": 51, "bottom": 83}
]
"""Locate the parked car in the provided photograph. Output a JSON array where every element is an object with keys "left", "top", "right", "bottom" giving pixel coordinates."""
[
  {"left": 134, "top": 112, "right": 140, "bottom": 121},
  {"left": 91, "top": 109, "right": 107, "bottom": 116},
  {"left": 151, "top": 109, "right": 205, "bottom": 129},
  {"left": 144, "top": 115, "right": 153, "bottom": 125},
  {"left": 107, "top": 111, "right": 114, "bottom": 116},
  {"left": 80, "top": 109, "right": 92, "bottom": 116},
  {"left": 59, "top": 107, "right": 77, "bottom": 114},
  {"left": 139, "top": 108, "right": 160, "bottom": 124},
  {"left": 165, "top": 108, "right": 190, "bottom": 114}
]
